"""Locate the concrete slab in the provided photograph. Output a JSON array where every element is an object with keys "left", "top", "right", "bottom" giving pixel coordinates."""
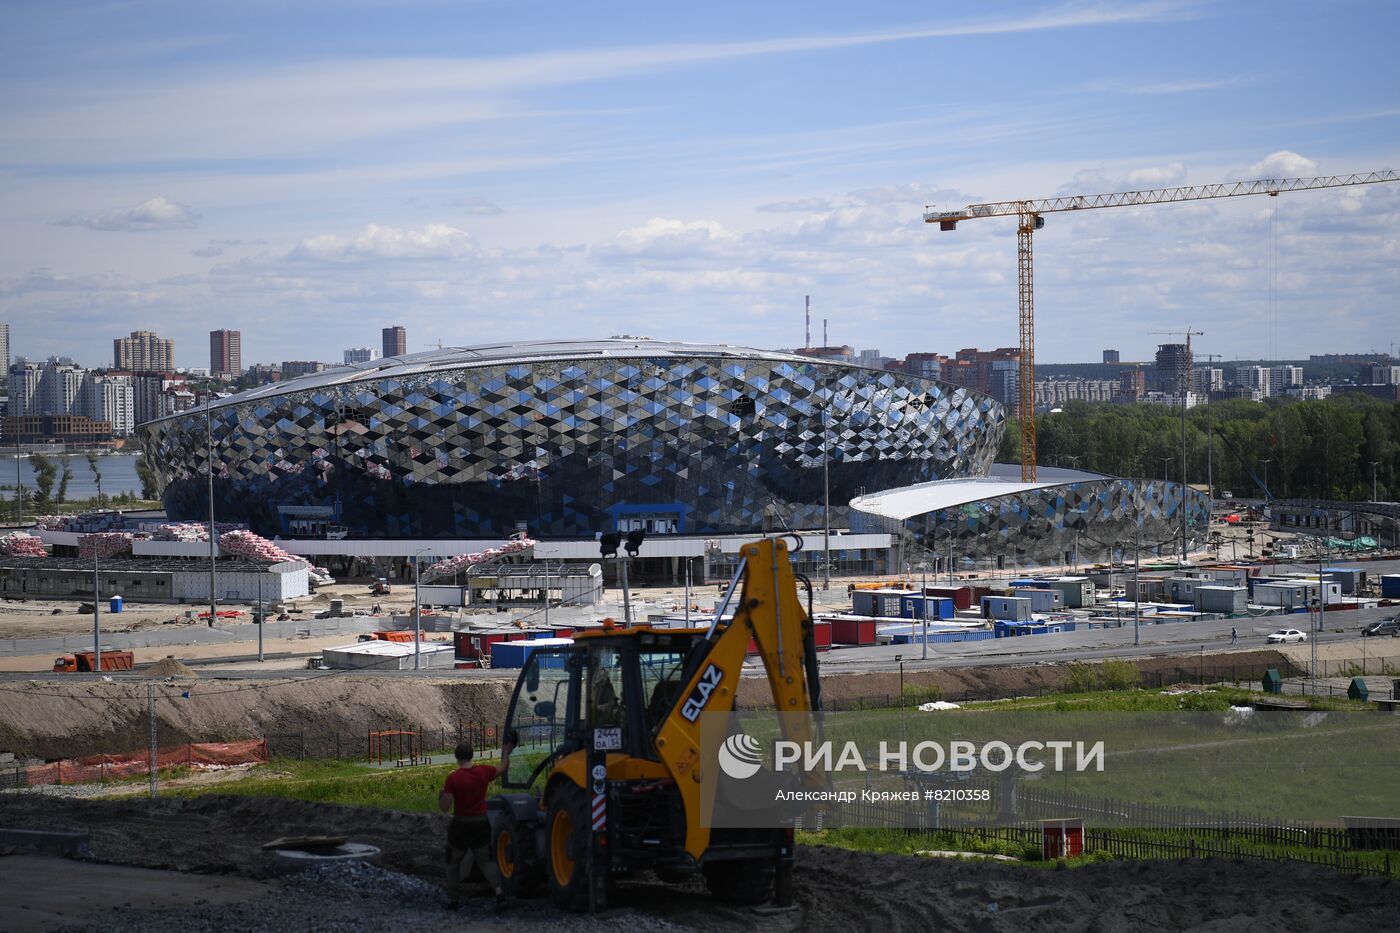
[{"left": 0, "top": 854, "right": 272, "bottom": 932}]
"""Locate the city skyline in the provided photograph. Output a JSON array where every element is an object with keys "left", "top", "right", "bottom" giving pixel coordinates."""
[{"left": 2, "top": 2, "right": 1398, "bottom": 368}]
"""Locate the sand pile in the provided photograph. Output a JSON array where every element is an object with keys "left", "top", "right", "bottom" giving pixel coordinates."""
[{"left": 147, "top": 656, "right": 198, "bottom": 679}]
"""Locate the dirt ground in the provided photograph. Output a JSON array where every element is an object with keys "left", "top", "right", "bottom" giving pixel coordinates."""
[
  {"left": 0, "top": 648, "right": 1307, "bottom": 761},
  {"left": 0, "top": 675, "right": 515, "bottom": 761},
  {"left": 738, "top": 649, "right": 1307, "bottom": 707},
  {"left": 1, "top": 794, "right": 1396, "bottom": 932}
]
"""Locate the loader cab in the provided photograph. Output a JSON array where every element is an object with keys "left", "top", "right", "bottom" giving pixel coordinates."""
[{"left": 500, "top": 628, "right": 700, "bottom": 790}]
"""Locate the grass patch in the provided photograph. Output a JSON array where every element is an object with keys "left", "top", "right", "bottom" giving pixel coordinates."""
[{"left": 161, "top": 757, "right": 506, "bottom": 812}]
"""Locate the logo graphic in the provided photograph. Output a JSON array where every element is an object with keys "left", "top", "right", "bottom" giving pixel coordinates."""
[
  {"left": 717, "top": 733, "right": 763, "bottom": 780},
  {"left": 680, "top": 663, "right": 723, "bottom": 722}
]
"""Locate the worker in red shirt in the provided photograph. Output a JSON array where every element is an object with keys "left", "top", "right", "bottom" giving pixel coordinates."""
[{"left": 439, "top": 738, "right": 514, "bottom": 911}]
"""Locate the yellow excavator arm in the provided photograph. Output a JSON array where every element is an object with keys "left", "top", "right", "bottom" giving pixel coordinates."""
[{"left": 654, "top": 536, "right": 822, "bottom": 860}]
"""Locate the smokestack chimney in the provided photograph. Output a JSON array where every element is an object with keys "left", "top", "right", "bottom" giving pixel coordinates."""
[
  {"left": 823, "top": 318, "right": 828, "bottom": 348},
  {"left": 805, "top": 296, "right": 810, "bottom": 349}
]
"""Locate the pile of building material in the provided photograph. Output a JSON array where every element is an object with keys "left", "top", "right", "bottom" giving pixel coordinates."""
[
  {"left": 150, "top": 521, "right": 241, "bottom": 542},
  {"left": 78, "top": 532, "right": 134, "bottom": 559},
  {"left": 218, "top": 529, "right": 307, "bottom": 565},
  {"left": 0, "top": 531, "right": 48, "bottom": 558},
  {"left": 421, "top": 537, "right": 535, "bottom": 582}
]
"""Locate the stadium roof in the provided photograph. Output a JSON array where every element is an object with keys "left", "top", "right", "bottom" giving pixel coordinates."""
[
  {"left": 848, "top": 463, "right": 1109, "bottom": 520},
  {"left": 199, "top": 338, "right": 880, "bottom": 411}
]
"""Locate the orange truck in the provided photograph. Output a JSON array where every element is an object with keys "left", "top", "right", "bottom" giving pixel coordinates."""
[{"left": 52, "top": 650, "right": 135, "bottom": 673}]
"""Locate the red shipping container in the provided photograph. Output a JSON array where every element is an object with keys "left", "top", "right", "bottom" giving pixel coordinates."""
[
  {"left": 810, "top": 620, "right": 832, "bottom": 651},
  {"left": 829, "top": 617, "right": 877, "bottom": 646},
  {"left": 924, "top": 586, "right": 974, "bottom": 611}
]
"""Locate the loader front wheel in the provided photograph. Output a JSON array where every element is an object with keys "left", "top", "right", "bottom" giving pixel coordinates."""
[{"left": 545, "top": 784, "right": 595, "bottom": 911}]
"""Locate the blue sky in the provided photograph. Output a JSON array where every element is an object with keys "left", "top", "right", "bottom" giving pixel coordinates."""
[{"left": 2, "top": 0, "right": 1398, "bottom": 370}]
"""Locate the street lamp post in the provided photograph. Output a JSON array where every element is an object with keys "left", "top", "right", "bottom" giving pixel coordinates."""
[
  {"left": 412, "top": 548, "right": 430, "bottom": 670},
  {"left": 920, "top": 563, "right": 929, "bottom": 661},
  {"left": 1158, "top": 457, "right": 1172, "bottom": 486},
  {"left": 822, "top": 411, "right": 831, "bottom": 592},
  {"left": 92, "top": 547, "right": 101, "bottom": 671},
  {"left": 1259, "top": 459, "right": 1273, "bottom": 499},
  {"left": 1371, "top": 460, "right": 1382, "bottom": 502},
  {"left": 205, "top": 398, "right": 217, "bottom": 629}
]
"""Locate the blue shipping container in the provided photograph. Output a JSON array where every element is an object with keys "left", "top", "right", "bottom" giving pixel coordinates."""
[
  {"left": 489, "top": 639, "right": 573, "bottom": 669},
  {"left": 1381, "top": 575, "right": 1400, "bottom": 598},
  {"left": 899, "top": 595, "right": 955, "bottom": 620}
]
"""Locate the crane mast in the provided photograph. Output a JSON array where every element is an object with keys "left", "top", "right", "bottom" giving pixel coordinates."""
[{"left": 925, "top": 170, "right": 1400, "bottom": 481}]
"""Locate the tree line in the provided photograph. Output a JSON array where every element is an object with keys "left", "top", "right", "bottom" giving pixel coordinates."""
[{"left": 997, "top": 393, "right": 1399, "bottom": 501}]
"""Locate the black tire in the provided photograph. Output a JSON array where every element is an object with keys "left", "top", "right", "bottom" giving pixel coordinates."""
[
  {"left": 545, "top": 783, "right": 597, "bottom": 912},
  {"left": 493, "top": 814, "right": 542, "bottom": 898},
  {"left": 703, "top": 858, "right": 775, "bottom": 906}
]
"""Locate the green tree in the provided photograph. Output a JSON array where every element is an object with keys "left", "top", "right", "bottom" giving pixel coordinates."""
[
  {"left": 28, "top": 453, "right": 56, "bottom": 510},
  {"left": 135, "top": 456, "right": 159, "bottom": 500},
  {"left": 85, "top": 451, "right": 103, "bottom": 507},
  {"left": 56, "top": 456, "right": 72, "bottom": 504}
]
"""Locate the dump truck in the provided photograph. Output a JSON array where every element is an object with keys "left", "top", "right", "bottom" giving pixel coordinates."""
[
  {"left": 52, "top": 650, "right": 135, "bottom": 673},
  {"left": 487, "top": 535, "right": 822, "bottom": 911}
]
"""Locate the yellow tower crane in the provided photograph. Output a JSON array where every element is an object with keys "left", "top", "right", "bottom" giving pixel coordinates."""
[{"left": 925, "top": 170, "right": 1400, "bottom": 481}]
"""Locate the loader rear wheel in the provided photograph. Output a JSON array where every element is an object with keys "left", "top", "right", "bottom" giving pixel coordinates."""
[
  {"left": 493, "top": 815, "right": 541, "bottom": 897},
  {"left": 703, "top": 858, "right": 775, "bottom": 906},
  {"left": 545, "top": 784, "right": 595, "bottom": 911}
]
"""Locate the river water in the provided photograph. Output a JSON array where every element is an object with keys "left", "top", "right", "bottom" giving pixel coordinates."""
[{"left": 0, "top": 452, "right": 145, "bottom": 499}]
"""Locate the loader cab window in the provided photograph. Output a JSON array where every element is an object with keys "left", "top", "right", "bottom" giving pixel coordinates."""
[
  {"left": 639, "top": 650, "right": 687, "bottom": 735},
  {"left": 503, "top": 648, "right": 574, "bottom": 788},
  {"left": 587, "top": 646, "right": 626, "bottom": 729}
]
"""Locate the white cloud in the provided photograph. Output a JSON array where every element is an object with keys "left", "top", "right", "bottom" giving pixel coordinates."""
[
  {"left": 56, "top": 195, "right": 199, "bottom": 232},
  {"left": 1126, "top": 162, "right": 1187, "bottom": 187},
  {"left": 286, "top": 223, "right": 480, "bottom": 262},
  {"left": 1247, "top": 150, "right": 1320, "bottom": 178}
]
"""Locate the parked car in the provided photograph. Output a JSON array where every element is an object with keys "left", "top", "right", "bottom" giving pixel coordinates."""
[
  {"left": 1266, "top": 629, "right": 1308, "bottom": 644},
  {"left": 1361, "top": 619, "right": 1400, "bottom": 637}
]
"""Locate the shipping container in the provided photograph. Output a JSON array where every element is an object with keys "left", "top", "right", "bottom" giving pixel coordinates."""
[
  {"left": 1195, "top": 585, "right": 1248, "bottom": 615},
  {"left": 899, "top": 595, "right": 956, "bottom": 620},
  {"left": 810, "top": 619, "right": 832, "bottom": 651},
  {"left": 827, "top": 616, "right": 879, "bottom": 645},
  {"left": 490, "top": 638, "right": 574, "bottom": 670},
  {"left": 1009, "top": 587, "right": 1063, "bottom": 613},
  {"left": 923, "top": 585, "right": 974, "bottom": 611},
  {"left": 851, "top": 588, "right": 912, "bottom": 618},
  {"left": 981, "top": 595, "right": 1033, "bottom": 622},
  {"left": 1379, "top": 575, "right": 1400, "bottom": 599}
]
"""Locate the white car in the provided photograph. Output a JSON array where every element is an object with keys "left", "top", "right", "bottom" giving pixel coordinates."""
[{"left": 1266, "top": 629, "right": 1308, "bottom": 644}]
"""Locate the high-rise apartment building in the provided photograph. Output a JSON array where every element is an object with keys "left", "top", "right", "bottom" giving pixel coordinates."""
[
  {"left": 1154, "top": 344, "right": 1192, "bottom": 395},
  {"left": 1102, "top": 349, "right": 1120, "bottom": 364},
  {"left": 344, "top": 347, "right": 378, "bottom": 365},
  {"left": 381, "top": 326, "right": 407, "bottom": 358},
  {"left": 1191, "top": 367, "right": 1224, "bottom": 396},
  {"left": 209, "top": 329, "right": 241, "bottom": 379},
  {"left": 902, "top": 352, "right": 946, "bottom": 381},
  {"left": 79, "top": 375, "right": 135, "bottom": 436},
  {"left": 1118, "top": 367, "right": 1147, "bottom": 401},
  {"left": 0, "top": 324, "right": 10, "bottom": 371},
  {"left": 114, "top": 330, "right": 174, "bottom": 371},
  {"left": 1235, "top": 365, "right": 1273, "bottom": 398}
]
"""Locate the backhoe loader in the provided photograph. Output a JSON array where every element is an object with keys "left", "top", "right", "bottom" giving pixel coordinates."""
[{"left": 487, "top": 535, "right": 822, "bottom": 911}]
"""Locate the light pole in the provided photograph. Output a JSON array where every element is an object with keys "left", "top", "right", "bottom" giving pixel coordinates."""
[
  {"left": 92, "top": 546, "right": 101, "bottom": 671},
  {"left": 919, "top": 562, "right": 929, "bottom": 661},
  {"left": 1371, "top": 460, "right": 1382, "bottom": 502},
  {"left": 822, "top": 410, "right": 831, "bottom": 592},
  {"left": 1064, "top": 455, "right": 1082, "bottom": 472},
  {"left": 412, "top": 547, "right": 430, "bottom": 670},
  {"left": 1158, "top": 457, "right": 1172, "bottom": 486},
  {"left": 205, "top": 397, "right": 217, "bottom": 629},
  {"left": 1259, "top": 459, "right": 1273, "bottom": 500},
  {"left": 1133, "top": 499, "right": 1142, "bottom": 647}
]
